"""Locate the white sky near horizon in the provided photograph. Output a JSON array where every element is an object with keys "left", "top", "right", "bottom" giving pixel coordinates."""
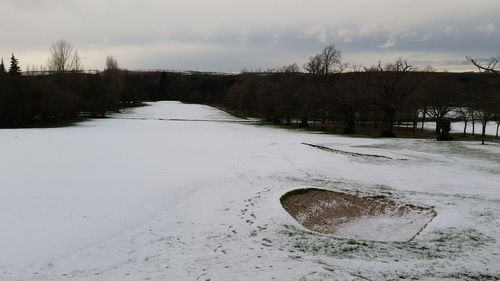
[{"left": 0, "top": 0, "right": 499, "bottom": 72}]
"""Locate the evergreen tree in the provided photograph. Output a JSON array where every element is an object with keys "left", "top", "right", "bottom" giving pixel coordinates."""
[
  {"left": 0, "top": 58, "right": 6, "bottom": 74},
  {"left": 9, "top": 53, "right": 21, "bottom": 75}
]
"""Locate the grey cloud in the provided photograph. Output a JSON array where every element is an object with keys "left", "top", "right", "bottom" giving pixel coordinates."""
[{"left": 0, "top": 0, "right": 499, "bottom": 71}]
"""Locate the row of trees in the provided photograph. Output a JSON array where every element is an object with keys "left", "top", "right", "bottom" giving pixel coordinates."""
[
  {"left": 1, "top": 41, "right": 499, "bottom": 144},
  {"left": 0, "top": 39, "right": 84, "bottom": 76},
  {"left": 161, "top": 45, "right": 499, "bottom": 143},
  {"left": 0, "top": 70, "right": 158, "bottom": 127},
  {"left": 221, "top": 69, "right": 499, "bottom": 142},
  {"left": 0, "top": 40, "right": 160, "bottom": 127}
]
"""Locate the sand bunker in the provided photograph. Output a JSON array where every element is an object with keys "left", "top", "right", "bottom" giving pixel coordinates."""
[{"left": 281, "top": 189, "right": 435, "bottom": 242}]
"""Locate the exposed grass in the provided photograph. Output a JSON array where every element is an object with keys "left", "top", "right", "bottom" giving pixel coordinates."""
[
  {"left": 2, "top": 102, "right": 150, "bottom": 130},
  {"left": 281, "top": 224, "right": 494, "bottom": 261},
  {"left": 257, "top": 120, "right": 438, "bottom": 139},
  {"left": 209, "top": 104, "right": 253, "bottom": 120},
  {"left": 4, "top": 116, "right": 89, "bottom": 129},
  {"left": 449, "top": 132, "right": 500, "bottom": 143}
]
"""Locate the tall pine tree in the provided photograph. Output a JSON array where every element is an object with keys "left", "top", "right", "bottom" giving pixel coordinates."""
[
  {"left": 0, "top": 58, "right": 6, "bottom": 74},
  {"left": 9, "top": 53, "right": 21, "bottom": 75}
]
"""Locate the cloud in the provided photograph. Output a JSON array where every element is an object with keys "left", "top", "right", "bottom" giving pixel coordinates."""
[
  {"left": 476, "top": 23, "right": 496, "bottom": 34},
  {"left": 379, "top": 37, "right": 396, "bottom": 49},
  {"left": 0, "top": 0, "right": 499, "bottom": 71},
  {"left": 336, "top": 28, "right": 355, "bottom": 43}
]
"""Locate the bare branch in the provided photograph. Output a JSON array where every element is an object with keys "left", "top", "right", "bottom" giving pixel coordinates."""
[
  {"left": 466, "top": 56, "right": 499, "bottom": 76},
  {"left": 47, "top": 39, "right": 83, "bottom": 73},
  {"left": 105, "top": 56, "right": 119, "bottom": 71}
]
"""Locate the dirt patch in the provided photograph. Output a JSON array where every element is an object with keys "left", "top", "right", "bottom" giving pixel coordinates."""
[{"left": 281, "top": 189, "right": 435, "bottom": 242}]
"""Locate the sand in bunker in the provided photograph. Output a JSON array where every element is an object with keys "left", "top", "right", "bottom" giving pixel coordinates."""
[{"left": 281, "top": 189, "right": 436, "bottom": 242}]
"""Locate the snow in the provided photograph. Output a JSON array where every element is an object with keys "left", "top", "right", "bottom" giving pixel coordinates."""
[
  {"left": 1, "top": 101, "right": 500, "bottom": 280},
  {"left": 420, "top": 121, "right": 499, "bottom": 136},
  {"left": 335, "top": 212, "right": 434, "bottom": 242}
]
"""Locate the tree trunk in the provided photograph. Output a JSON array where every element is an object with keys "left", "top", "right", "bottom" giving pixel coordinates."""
[
  {"left": 463, "top": 119, "right": 467, "bottom": 137},
  {"left": 299, "top": 117, "right": 309, "bottom": 128},
  {"left": 437, "top": 120, "right": 452, "bottom": 141},
  {"left": 343, "top": 119, "right": 355, "bottom": 134},
  {"left": 481, "top": 121, "right": 487, "bottom": 145},
  {"left": 343, "top": 110, "right": 356, "bottom": 134},
  {"left": 496, "top": 122, "right": 499, "bottom": 139},
  {"left": 435, "top": 119, "right": 441, "bottom": 135},
  {"left": 421, "top": 107, "right": 427, "bottom": 132},
  {"left": 381, "top": 108, "right": 395, "bottom": 137}
]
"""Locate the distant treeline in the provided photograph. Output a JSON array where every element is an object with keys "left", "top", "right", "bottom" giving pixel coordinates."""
[
  {"left": 165, "top": 70, "right": 500, "bottom": 140},
  {"left": 1, "top": 65, "right": 499, "bottom": 141},
  {"left": 1, "top": 42, "right": 499, "bottom": 143},
  {"left": 0, "top": 70, "right": 159, "bottom": 127}
]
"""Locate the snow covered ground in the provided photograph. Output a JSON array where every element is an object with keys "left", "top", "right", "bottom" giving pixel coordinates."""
[
  {"left": 420, "top": 121, "right": 499, "bottom": 136},
  {"left": 1, "top": 101, "right": 499, "bottom": 280}
]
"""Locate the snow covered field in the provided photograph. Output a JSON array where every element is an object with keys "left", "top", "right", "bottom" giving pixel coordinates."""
[{"left": 1, "top": 101, "right": 499, "bottom": 280}]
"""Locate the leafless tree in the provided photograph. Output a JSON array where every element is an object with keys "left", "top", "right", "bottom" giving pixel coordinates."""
[
  {"left": 105, "top": 56, "right": 119, "bottom": 71},
  {"left": 274, "top": 63, "right": 300, "bottom": 73},
  {"left": 320, "top": 44, "right": 342, "bottom": 74},
  {"left": 47, "top": 39, "right": 83, "bottom": 73},
  {"left": 304, "top": 44, "right": 343, "bottom": 75},
  {"left": 425, "top": 77, "right": 461, "bottom": 136},
  {"left": 39, "top": 64, "right": 47, "bottom": 75},
  {"left": 304, "top": 54, "right": 322, "bottom": 74},
  {"left": 455, "top": 107, "right": 474, "bottom": 136},
  {"left": 466, "top": 56, "right": 499, "bottom": 77},
  {"left": 467, "top": 55, "right": 500, "bottom": 143},
  {"left": 378, "top": 57, "right": 413, "bottom": 73},
  {"left": 348, "top": 63, "right": 366, "bottom": 72},
  {"left": 373, "top": 57, "right": 414, "bottom": 137}
]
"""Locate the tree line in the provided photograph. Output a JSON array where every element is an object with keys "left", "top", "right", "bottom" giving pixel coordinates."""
[
  {"left": 1, "top": 41, "right": 499, "bottom": 144},
  {"left": 0, "top": 40, "right": 161, "bottom": 127},
  {"left": 163, "top": 45, "right": 500, "bottom": 143}
]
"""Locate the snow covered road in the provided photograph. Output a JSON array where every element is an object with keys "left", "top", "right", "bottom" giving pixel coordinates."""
[{"left": 1, "top": 101, "right": 499, "bottom": 280}]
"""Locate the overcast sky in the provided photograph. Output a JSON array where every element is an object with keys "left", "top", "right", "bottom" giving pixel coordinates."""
[{"left": 1, "top": 0, "right": 499, "bottom": 72}]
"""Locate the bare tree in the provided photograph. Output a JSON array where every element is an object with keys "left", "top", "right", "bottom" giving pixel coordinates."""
[
  {"left": 47, "top": 39, "right": 83, "bottom": 73},
  {"left": 272, "top": 63, "right": 300, "bottom": 73},
  {"left": 455, "top": 107, "right": 474, "bottom": 136},
  {"left": 466, "top": 56, "right": 499, "bottom": 77},
  {"left": 467, "top": 55, "right": 500, "bottom": 143},
  {"left": 473, "top": 75, "right": 497, "bottom": 144},
  {"left": 304, "top": 54, "right": 322, "bottom": 74},
  {"left": 320, "top": 44, "right": 342, "bottom": 74},
  {"left": 39, "top": 64, "right": 47, "bottom": 75},
  {"left": 348, "top": 63, "right": 366, "bottom": 72},
  {"left": 304, "top": 44, "right": 343, "bottom": 75},
  {"left": 105, "top": 56, "right": 119, "bottom": 71},
  {"left": 426, "top": 77, "right": 461, "bottom": 136},
  {"left": 373, "top": 57, "right": 414, "bottom": 137}
]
